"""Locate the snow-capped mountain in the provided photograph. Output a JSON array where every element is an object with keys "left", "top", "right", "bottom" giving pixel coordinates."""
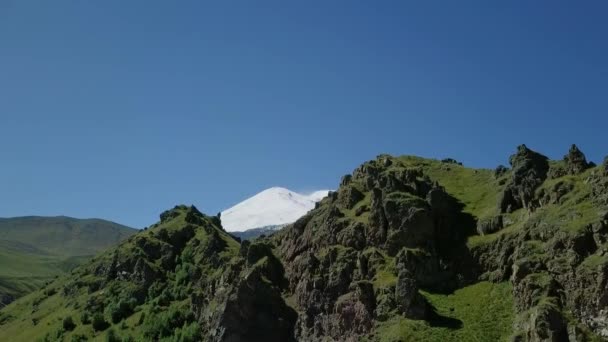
[{"left": 220, "top": 187, "right": 330, "bottom": 232}]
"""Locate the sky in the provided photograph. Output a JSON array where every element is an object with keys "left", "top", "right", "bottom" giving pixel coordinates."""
[{"left": 1, "top": 1, "right": 607, "bottom": 228}]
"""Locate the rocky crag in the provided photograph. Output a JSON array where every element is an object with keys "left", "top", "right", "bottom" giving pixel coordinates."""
[{"left": 0, "top": 145, "right": 607, "bottom": 342}]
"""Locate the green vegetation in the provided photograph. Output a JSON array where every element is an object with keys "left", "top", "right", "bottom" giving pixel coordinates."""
[
  {"left": 1, "top": 150, "right": 607, "bottom": 341},
  {"left": 0, "top": 206, "right": 240, "bottom": 342},
  {"left": 394, "top": 156, "right": 503, "bottom": 219},
  {"left": 373, "top": 282, "right": 514, "bottom": 342},
  {"left": 0, "top": 217, "right": 136, "bottom": 305}
]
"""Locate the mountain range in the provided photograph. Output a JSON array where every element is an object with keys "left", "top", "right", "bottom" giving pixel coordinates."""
[{"left": 1, "top": 144, "right": 607, "bottom": 341}]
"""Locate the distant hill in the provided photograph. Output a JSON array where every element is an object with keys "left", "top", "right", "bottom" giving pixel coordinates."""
[{"left": 0, "top": 216, "right": 136, "bottom": 306}]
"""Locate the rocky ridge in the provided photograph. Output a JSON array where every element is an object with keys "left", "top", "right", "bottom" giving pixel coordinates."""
[{"left": 0, "top": 145, "right": 607, "bottom": 342}]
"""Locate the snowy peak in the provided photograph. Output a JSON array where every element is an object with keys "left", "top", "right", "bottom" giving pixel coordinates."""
[{"left": 220, "top": 187, "right": 330, "bottom": 232}]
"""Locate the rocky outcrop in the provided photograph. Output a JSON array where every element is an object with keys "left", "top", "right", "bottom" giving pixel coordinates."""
[
  {"left": 337, "top": 185, "right": 365, "bottom": 209},
  {"left": 476, "top": 215, "right": 503, "bottom": 235},
  {"left": 272, "top": 154, "right": 481, "bottom": 341},
  {"left": 494, "top": 165, "right": 509, "bottom": 178},
  {"left": 394, "top": 270, "right": 428, "bottom": 319},
  {"left": 499, "top": 145, "right": 549, "bottom": 213},
  {"left": 564, "top": 144, "right": 591, "bottom": 175},
  {"left": 537, "top": 180, "right": 574, "bottom": 206}
]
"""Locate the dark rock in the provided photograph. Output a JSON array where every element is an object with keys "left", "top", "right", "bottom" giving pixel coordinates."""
[
  {"left": 395, "top": 270, "right": 427, "bottom": 319},
  {"left": 368, "top": 189, "right": 389, "bottom": 245},
  {"left": 337, "top": 185, "right": 365, "bottom": 209},
  {"left": 441, "top": 158, "right": 462, "bottom": 166},
  {"left": 385, "top": 208, "right": 435, "bottom": 255},
  {"left": 494, "top": 165, "right": 508, "bottom": 178},
  {"left": 476, "top": 215, "right": 503, "bottom": 235},
  {"left": 548, "top": 164, "right": 567, "bottom": 179},
  {"left": 159, "top": 207, "right": 181, "bottom": 223},
  {"left": 340, "top": 174, "right": 353, "bottom": 187},
  {"left": 564, "top": 144, "right": 591, "bottom": 175},
  {"left": 499, "top": 145, "right": 549, "bottom": 213},
  {"left": 214, "top": 266, "right": 297, "bottom": 342},
  {"left": 426, "top": 187, "right": 452, "bottom": 216},
  {"left": 537, "top": 180, "right": 574, "bottom": 206},
  {"left": 337, "top": 222, "right": 367, "bottom": 250}
]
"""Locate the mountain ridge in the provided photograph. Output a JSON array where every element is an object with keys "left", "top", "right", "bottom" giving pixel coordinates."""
[{"left": 1, "top": 145, "right": 607, "bottom": 341}]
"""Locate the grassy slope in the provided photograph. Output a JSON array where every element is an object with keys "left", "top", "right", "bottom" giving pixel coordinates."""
[
  {"left": 0, "top": 206, "right": 240, "bottom": 342},
  {"left": 0, "top": 217, "right": 136, "bottom": 303},
  {"left": 373, "top": 282, "right": 514, "bottom": 342}
]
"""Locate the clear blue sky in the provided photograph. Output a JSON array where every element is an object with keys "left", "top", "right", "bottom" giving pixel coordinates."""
[{"left": 1, "top": 1, "right": 607, "bottom": 228}]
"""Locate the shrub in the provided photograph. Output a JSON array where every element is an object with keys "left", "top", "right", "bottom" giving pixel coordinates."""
[
  {"left": 92, "top": 312, "right": 109, "bottom": 331},
  {"left": 62, "top": 316, "right": 76, "bottom": 331},
  {"left": 106, "top": 298, "right": 137, "bottom": 324}
]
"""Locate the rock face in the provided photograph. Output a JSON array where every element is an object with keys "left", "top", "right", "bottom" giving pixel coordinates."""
[
  {"left": 499, "top": 145, "right": 549, "bottom": 213},
  {"left": 476, "top": 215, "right": 503, "bottom": 235},
  {"left": 564, "top": 144, "right": 591, "bottom": 175},
  {"left": 272, "top": 155, "right": 478, "bottom": 341}
]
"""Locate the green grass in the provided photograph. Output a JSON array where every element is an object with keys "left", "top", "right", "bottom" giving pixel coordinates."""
[
  {"left": 373, "top": 282, "right": 515, "bottom": 342},
  {"left": 394, "top": 156, "right": 504, "bottom": 220},
  {"left": 580, "top": 252, "right": 608, "bottom": 270},
  {"left": 0, "top": 217, "right": 136, "bottom": 303}
]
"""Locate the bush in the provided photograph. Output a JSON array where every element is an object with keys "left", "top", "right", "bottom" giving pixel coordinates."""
[
  {"left": 106, "top": 298, "right": 137, "bottom": 323},
  {"left": 62, "top": 316, "right": 76, "bottom": 331},
  {"left": 142, "top": 305, "right": 188, "bottom": 339},
  {"left": 92, "top": 312, "right": 109, "bottom": 331}
]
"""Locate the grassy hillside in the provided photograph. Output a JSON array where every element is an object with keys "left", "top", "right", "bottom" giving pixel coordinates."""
[
  {"left": 0, "top": 206, "right": 271, "bottom": 342},
  {"left": 0, "top": 217, "right": 136, "bottom": 305}
]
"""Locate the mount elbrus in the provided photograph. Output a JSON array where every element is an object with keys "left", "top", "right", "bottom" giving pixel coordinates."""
[{"left": 1, "top": 144, "right": 607, "bottom": 341}]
